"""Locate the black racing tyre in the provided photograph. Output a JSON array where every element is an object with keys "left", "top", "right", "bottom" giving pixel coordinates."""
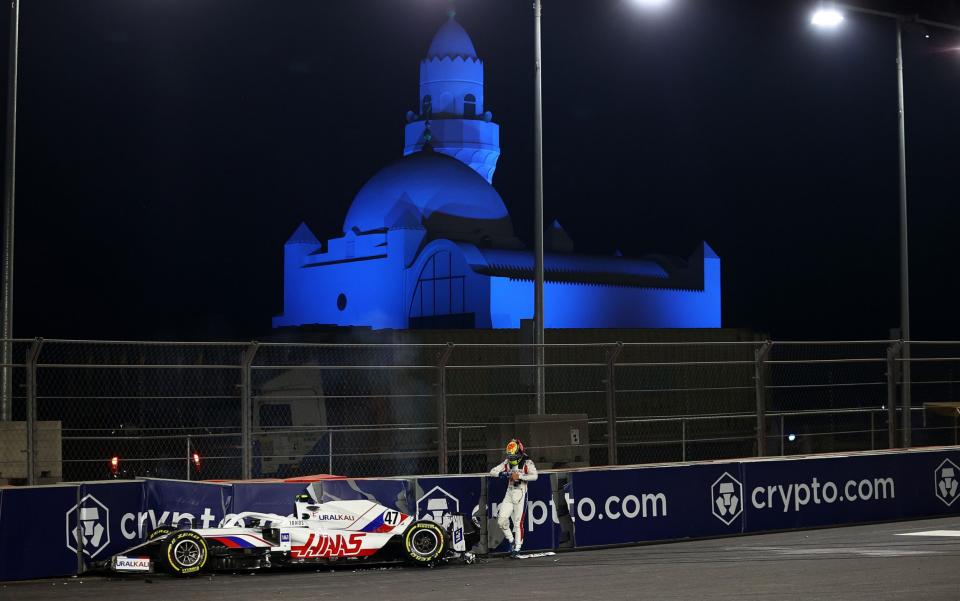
[
  {"left": 402, "top": 520, "right": 446, "bottom": 565},
  {"left": 147, "top": 527, "right": 173, "bottom": 541},
  {"left": 164, "top": 531, "right": 208, "bottom": 576}
]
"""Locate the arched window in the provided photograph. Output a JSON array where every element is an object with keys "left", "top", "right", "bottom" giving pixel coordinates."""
[
  {"left": 421, "top": 95, "right": 432, "bottom": 117},
  {"left": 463, "top": 94, "right": 476, "bottom": 117},
  {"left": 409, "top": 251, "right": 465, "bottom": 319}
]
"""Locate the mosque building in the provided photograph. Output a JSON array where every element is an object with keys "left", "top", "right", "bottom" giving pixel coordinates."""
[{"left": 273, "top": 13, "right": 720, "bottom": 331}]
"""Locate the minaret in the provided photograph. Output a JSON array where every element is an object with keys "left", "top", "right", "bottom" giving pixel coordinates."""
[{"left": 404, "top": 10, "right": 501, "bottom": 184}]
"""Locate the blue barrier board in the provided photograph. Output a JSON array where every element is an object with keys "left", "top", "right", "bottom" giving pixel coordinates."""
[{"left": 1, "top": 448, "right": 958, "bottom": 580}]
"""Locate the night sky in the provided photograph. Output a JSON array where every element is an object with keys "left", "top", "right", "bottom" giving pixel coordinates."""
[{"left": 2, "top": 0, "right": 959, "bottom": 341}]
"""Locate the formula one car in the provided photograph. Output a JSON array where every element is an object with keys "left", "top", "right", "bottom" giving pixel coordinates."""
[{"left": 103, "top": 495, "right": 478, "bottom": 576}]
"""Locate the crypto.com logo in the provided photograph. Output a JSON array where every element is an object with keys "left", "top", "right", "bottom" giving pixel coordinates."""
[
  {"left": 711, "top": 472, "right": 743, "bottom": 526},
  {"left": 66, "top": 494, "right": 111, "bottom": 558},
  {"left": 935, "top": 459, "right": 959, "bottom": 507},
  {"left": 417, "top": 486, "right": 459, "bottom": 528}
]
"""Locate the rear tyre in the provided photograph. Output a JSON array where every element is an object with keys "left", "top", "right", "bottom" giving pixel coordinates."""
[
  {"left": 402, "top": 521, "right": 446, "bottom": 565},
  {"left": 164, "top": 531, "right": 208, "bottom": 576}
]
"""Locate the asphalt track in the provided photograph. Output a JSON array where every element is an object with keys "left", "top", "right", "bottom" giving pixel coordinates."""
[{"left": 3, "top": 517, "right": 960, "bottom": 601}]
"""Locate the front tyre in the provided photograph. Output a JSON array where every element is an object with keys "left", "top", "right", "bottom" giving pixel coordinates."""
[
  {"left": 147, "top": 526, "right": 173, "bottom": 541},
  {"left": 164, "top": 531, "right": 208, "bottom": 576},
  {"left": 402, "top": 521, "right": 446, "bottom": 565}
]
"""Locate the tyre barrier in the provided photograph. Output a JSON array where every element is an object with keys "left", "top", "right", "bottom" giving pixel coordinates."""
[{"left": 1, "top": 446, "right": 958, "bottom": 581}]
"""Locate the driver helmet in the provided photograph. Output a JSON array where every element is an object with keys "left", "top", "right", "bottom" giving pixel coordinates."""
[{"left": 505, "top": 439, "right": 525, "bottom": 468}]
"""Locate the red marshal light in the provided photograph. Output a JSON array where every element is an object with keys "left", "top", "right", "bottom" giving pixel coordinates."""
[
  {"left": 192, "top": 452, "right": 201, "bottom": 468},
  {"left": 110, "top": 456, "right": 120, "bottom": 475}
]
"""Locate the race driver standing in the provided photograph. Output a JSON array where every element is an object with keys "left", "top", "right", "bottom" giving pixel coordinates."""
[{"left": 489, "top": 439, "right": 538, "bottom": 557}]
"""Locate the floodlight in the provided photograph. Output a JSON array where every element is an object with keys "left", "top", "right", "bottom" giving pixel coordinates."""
[
  {"left": 812, "top": 8, "right": 844, "bottom": 28},
  {"left": 633, "top": 0, "right": 671, "bottom": 9}
]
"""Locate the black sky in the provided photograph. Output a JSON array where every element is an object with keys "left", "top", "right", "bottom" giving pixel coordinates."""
[{"left": 2, "top": 0, "right": 959, "bottom": 341}]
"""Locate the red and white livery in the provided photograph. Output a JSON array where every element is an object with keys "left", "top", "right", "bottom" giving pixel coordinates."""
[{"left": 106, "top": 496, "right": 477, "bottom": 576}]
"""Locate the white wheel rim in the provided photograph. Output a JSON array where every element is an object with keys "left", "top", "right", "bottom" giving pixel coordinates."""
[
  {"left": 412, "top": 529, "right": 440, "bottom": 556},
  {"left": 173, "top": 539, "right": 203, "bottom": 567}
]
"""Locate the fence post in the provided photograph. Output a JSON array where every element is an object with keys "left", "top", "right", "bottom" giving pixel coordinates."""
[
  {"left": 886, "top": 341, "right": 901, "bottom": 449},
  {"left": 901, "top": 338, "right": 912, "bottom": 448},
  {"left": 240, "top": 341, "right": 259, "bottom": 480},
  {"left": 681, "top": 418, "right": 686, "bottom": 463},
  {"left": 24, "top": 337, "right": 42, "bottom": 485},
  {"left": 1, "top": 339, "right": 10, "bottom": 423},
  {"left": 478, "top": 472, "right": 489, "bottom": 554},
  {"left": 436, "top": 343, "right": 455, "bottom": 475},
  {"left": 75, "top": 485, "right": 83, "bottom": 574},
  {"left": 754, "top": 341, "right": 772, "bottom": 457},
  {"left": 605, "top": 342, "right": 623, "bottom": 466},
  {"left": 780, "top": 414, "right": 785, "bottom": 456}
]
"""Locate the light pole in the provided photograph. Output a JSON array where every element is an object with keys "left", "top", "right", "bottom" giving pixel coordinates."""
[
  {"left": 528, "top": 0, "right": 672, "bottom": 416},
  {"left": 1, "top": 0, "right": 21, "bottom": 422},
  {"left": 532, "top": 0, "right": 545, "bottom": 415},
  {"left": 811, "top": 4, "right": 960, "bottom": 448}
]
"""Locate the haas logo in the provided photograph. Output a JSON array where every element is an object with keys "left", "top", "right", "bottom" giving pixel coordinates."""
[
  {"left": 66, "top": 494, "right": 111, "bottom": 558},
  {"left": 711, "top": 473, "right": 743, "bottom": 526},
  {"left": 291, "top": 533, "right": 365, "bottom": 558},
  {"left": 935, "top": 459, "right": 959, "bottom": 507}
]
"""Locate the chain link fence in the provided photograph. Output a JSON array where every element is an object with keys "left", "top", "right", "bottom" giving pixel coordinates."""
[
  {"left": 1, "top": 338, "right": 958, "bottom": 485},
  {"left": 0, "top": 340, "right": 33, "bottom": 482}
]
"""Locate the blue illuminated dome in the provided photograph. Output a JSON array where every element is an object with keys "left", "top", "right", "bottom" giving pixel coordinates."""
[
  {"left": 273, "top": 13, "right": 721, "bottom": 332},
  {"left": 426, "top": 16, "right": 477, "bottom": 60},
  {"left": 342, "top": 150, "right": 514, "bottom": 242}
]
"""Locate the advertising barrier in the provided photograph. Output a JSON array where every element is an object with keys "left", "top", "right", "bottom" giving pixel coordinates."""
[
  {"left": 79, "top": 481, "right": 148, "bottom": 562},
  {"left": 0, "top": 485, "right": 80, "bottom": 580},
  {"left": 0, "top": 447, "right": 958, "bottom": 581},
  {"left": 567, "top": 463, "right": 745, "bottom": 547},
  {"left": 230, "top": 482, "right": 305, "bottom": 517},
  {"left": 741, "top": 452, "right": 960, "bottom": 532},
  {"left": 415, "top": 476, "right": 480, "bottom": 524},
  {"left": 141, "top": 479, "right": 231, "bottom": 534},
  {"left": 315, "top": 479, "right": 413, "bottom": 515},
  {"left": 564, "top": 449, "right": 960, "bottom": 547}
]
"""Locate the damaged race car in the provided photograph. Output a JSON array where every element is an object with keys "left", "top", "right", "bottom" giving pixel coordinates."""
[{"left": 103, "top": 493, "right": 479, "bottom": 576}]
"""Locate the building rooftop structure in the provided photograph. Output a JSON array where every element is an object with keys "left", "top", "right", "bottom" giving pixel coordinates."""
[{"left": 274, "top": 13, "right": 720, "bottom": 331}]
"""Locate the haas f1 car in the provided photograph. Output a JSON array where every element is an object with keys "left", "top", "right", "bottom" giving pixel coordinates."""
[{"left": 104, "top": 495, "right": 479, "bottom": 576}]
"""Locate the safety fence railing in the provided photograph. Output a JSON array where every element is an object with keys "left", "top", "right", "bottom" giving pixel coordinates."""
[{"left": 1, "top": 338, "right": 959, "bottom": 484}]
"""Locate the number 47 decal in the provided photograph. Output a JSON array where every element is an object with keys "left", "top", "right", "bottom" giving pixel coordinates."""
[{"left": 382, "top": 510, "right": 400, "bottom": 526}]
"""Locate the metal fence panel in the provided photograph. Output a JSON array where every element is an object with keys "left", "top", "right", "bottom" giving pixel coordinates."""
[
  {"left": 33, "top": 341, "right": 245, "bottom": 482},
  {"left": 0, "top": 338, "right": 956, "bottom": 484},
  {"left": 0, "top": 340, "right": 33, "bottom": 483}
]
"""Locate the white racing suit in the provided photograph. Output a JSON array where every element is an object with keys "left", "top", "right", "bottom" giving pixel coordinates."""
[{"left": 489, "top": 458, "right": 538, "bottom": 551}]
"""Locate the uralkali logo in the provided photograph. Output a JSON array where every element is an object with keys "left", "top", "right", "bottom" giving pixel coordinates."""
[
  {"left": 66, "top": 494, "right": 111, "bottom": 558},
  {"left": 114, "top": 556, "right": 151, "bottom": 572},
  {"left": 711, "top": 472, "right": 743, "bottom": 526},
  {"left": 417, "top": 486, "right": 459, "bottom": 526},
  {"left": 935, "top": 459, "right": 959, "bottom": 507}
]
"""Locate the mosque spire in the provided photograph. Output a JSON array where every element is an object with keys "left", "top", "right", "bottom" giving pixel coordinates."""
[{"left": 402, "top": 8, "right": 501, "bottom": 183}]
